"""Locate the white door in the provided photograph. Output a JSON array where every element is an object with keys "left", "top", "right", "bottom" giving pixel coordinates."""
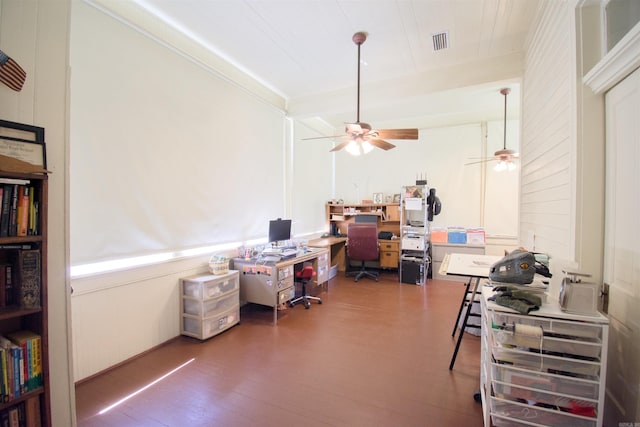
[{"left": 603, "top": 67, "right": 640, "bottom": 425}]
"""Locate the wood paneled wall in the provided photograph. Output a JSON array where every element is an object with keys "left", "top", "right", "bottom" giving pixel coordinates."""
[{"left": 520, "top": 2, "right": 577, "bottom": 260}]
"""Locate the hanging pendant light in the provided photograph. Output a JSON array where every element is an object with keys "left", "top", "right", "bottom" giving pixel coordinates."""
[{"left": 493, "top": 88, "right": 518, "bottom": 172}]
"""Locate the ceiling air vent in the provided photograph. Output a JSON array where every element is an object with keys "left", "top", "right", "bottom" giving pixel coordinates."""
[{"left": 432, "top": 31, "right": 449, "bottom": 51}]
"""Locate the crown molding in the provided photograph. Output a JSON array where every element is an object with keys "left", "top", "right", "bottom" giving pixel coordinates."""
[{"left": 584, "top": 22, "right": 640, "bottom": 94}]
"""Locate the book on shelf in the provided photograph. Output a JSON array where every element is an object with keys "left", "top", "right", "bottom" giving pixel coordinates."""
[
  {"left": 0, "top": 185, "right": 11, "bottom": 238},
  {"left": 5, "top": 331, "right": 42, "bottom": 394},
  {"left": 15, "top": 186, "right": 29, "bottom": 237},
  {"left": 0, "top": 182, "right": 37, "bottom": 238},
  {"left": 14, "top": 250, "right": 40, "bottom": 309},
  {"left": 7, "top": 184, "right": 18, "bottom": 237},
  {"left": 2, "top": 265, "right": 12, "bottom": 308}
]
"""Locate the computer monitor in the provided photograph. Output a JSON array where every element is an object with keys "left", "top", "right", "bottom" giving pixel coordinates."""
[{"left": 268, "top": 218, "right": 292, "bottom": 245}]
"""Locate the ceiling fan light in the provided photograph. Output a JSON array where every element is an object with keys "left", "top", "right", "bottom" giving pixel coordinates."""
[
  {"left": 494, "top": 161, "right": 507, "bottom": 172},
  {"left": 345, "top": 140, "right": 361, "bottom": 156},
  {"left": 361, "top": 141, "right": 374, "bottom": 154},
  {"left": 507, "top": 161, "right": 517, "bottom": 171}
]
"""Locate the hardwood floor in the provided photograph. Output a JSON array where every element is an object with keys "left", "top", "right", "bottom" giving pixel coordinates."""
[{"left": 75, "top": 271, "right": 484, "bottom": 427}]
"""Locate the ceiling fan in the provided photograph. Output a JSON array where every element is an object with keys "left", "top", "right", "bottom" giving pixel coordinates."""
[
  {"left": 304, "top": 32, "right": 419, "bottom": 155},
  {"left": 466, "top": 88, "right": 519, "bottom": 171}
]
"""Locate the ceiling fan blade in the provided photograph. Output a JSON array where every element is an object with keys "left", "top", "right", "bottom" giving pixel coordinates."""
[
  {"left": 330, "top": 140, "right": 351, "bottom": 152},
  {"left": 465, "top": 158, "right": 495, "bottom": 166},
  {"left": 376, "top": 129, "right": 419, "bottom": 140},
  {"left": 369, "top": 139, "right": 396, "bottom": 151},
  {"left": 302, "top": 135, "right": 345, "bottom": 141}
]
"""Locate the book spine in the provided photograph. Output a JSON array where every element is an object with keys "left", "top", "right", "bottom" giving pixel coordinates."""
[
  {"left": 16, "top": 187, "right": 28, "bottom": 237},
  {"left": 4, "top": 266, "right": 12, "bottom": 307},
  {"left": 8, "top": 184, "right": 18, "bottom": 237},
  {"left": 16, "top": 251, "right": 40, "bottom": 308},
  {"left": 26, "top": 340, "right": 32, "bottom": 392},
  {"left": 27, "top": 186, "right": 35, "bottom": 236},
  {"left": 0, "top": 185, "right": 12, "bottom": 238},
  {"left": 0, "top": 349, "right": 5, "bottom": 402},
  {"left": 33, "top": 337, "right": 41, "bottom": 388}
]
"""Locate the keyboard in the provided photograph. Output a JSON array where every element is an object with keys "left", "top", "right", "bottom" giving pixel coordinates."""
[
  {"left": 262, "top": 255, "right": 281, "bottom": 263},
  {"left": 262, "top": 247, "right": 282, "bottom": 255},
  {"left": 281, "top": 249, "right": 298, "bottom": 258}
]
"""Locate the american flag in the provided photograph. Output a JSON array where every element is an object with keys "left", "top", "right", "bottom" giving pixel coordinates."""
[{"left": 0, "top": 49, "right": 26, "bottom": 92}]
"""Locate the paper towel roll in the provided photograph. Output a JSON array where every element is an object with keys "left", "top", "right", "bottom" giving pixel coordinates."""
[{"left": 513, "top": 323, "right": 543, "bottom": 348}]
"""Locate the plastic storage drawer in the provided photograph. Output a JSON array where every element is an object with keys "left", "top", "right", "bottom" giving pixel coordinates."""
[
  {"left": 491, "top": 363, "right": 600, "bottom": 401},
  {"left": 182, "top": 273, "right": 239, "bottom": 299},
  {"left": 490, "top": 311, "right": 603, "bottom": 341},
  {"left": 182, "top": 306, "right": 239, "bottom": 340},
  {"left": 492, "top": 380, "right": 597, "bottom": 414},
  {"left": 183, "top": 290, "right": 239, "bottom": 317},
  {"left": 492, "top": 347, "right": 601, "bottom": 379},
  {"left": 490, "top": 397, "right": 596, "bottom": 427},
  {"left": 491, "top": 328, "right": 601, "bottom": 359}
]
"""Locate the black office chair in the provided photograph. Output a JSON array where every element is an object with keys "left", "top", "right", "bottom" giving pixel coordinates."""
[
  {"left": 289, "top": 265, "right": 322, "bottom": 309},
  {"left": 346, "top": 223, "right": 380, "bottom": 282}
]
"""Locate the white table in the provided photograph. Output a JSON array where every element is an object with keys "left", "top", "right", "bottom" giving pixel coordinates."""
[{"left": 440, "top": 253, "right": 502, "bottom": 370}]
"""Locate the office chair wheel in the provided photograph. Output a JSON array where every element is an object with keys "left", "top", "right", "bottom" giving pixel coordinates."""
[
  {"left": 318, "top": 300, "right": 322, "bottom": 304},
  {"left": 304, "top": 301, "right": 311, "bottom": 309},
  {"left": 289, "top": 302, "right": 295, "bottom": 308}
]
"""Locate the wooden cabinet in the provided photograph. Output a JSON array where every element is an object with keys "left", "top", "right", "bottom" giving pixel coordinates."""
[
  {"left": 379, "top": 240, "right": 399, "bottom": 269},
  {"left": 0, "top": 165, "right": 50, "bottom": 424},
  {"left": 326, "top": 203, "right": 400, "bottom": 236}
]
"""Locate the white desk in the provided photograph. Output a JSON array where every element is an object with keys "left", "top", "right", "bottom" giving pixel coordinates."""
[{"left": 441, "top": 253, "right": 502, "bottom": 370}]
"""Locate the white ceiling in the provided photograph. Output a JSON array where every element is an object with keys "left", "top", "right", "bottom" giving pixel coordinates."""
[{"left": 118, "top": 0, "right": 545, "bottom": 131}]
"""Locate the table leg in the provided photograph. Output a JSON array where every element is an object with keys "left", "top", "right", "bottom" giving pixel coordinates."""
[
  {"left": 449, "top": 276, "right": 480, "bottom": 370},
  {"left": 452, "top": 278, "right": 472, "bottom": 337}
]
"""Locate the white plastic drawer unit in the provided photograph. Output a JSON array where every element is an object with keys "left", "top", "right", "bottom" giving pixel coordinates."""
[
  {"left": 180, "top": 271, "right": 240, "bottom": 340},
  {"left": 182, "top": 272, "right": 239, "bottom": 299},
  {"left": 182, "top": 290, "right": 239, "bottom": 317},
  {"left": 182, "top": 307, "right": 240, "bottom": 340},
  {"left": 480, "top": 286, "right": 608, "bottom": 427}
]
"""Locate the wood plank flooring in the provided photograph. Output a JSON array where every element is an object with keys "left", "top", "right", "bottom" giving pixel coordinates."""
[{"left": 75, "top": 272, "right": 484, "bottom": 427}]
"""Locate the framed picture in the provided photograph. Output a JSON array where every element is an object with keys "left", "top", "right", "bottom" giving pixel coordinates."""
[
  {"left": 373, "top": 192, "right": 383, "bottom": 204},
  {"left": 393, "top": 193, "right": 401, "bottom": 203},
  {"left": 0, "top": 119, "right": 47, "bottom": 169}
]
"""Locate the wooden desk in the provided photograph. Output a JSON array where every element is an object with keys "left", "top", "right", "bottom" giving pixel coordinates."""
[
  {"left": 308, "top": 237, "right": 400, "bottom": 272},
  {"left": 441, "top": 253, "right": 502, "bottom": 370},
  {"left": 308, "top": 236, "right": 347, "bottom": 271}
]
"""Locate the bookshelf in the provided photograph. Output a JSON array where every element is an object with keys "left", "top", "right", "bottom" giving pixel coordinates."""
[
  {"left": 325, "top": 202, "right": 400, "bottom": 236},
  {"left": 0, "top": 121, "right": 50, "bottom": 425}
]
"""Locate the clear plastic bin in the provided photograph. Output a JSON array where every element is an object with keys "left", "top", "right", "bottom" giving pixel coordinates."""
[
  {"left": 182, "top": 272, "right": 239, "bottom": 299},
  {"left": 182, "top": 307, "right": 239, "bottom": 339},
  {"left": 182, "top": 290, "right": 239, "bottom": 317}
]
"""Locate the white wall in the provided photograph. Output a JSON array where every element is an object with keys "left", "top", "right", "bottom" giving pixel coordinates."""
[{"left": 0, "top": 0, "right": 75, "bottom": 425}]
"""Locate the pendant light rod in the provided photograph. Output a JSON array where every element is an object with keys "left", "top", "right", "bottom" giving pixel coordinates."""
[
  {"left": 353, "top": 32, "right": 367, "bottom": 124},
  {"left": 501, "top": 88, "right": 510, "bottom": 150}
]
